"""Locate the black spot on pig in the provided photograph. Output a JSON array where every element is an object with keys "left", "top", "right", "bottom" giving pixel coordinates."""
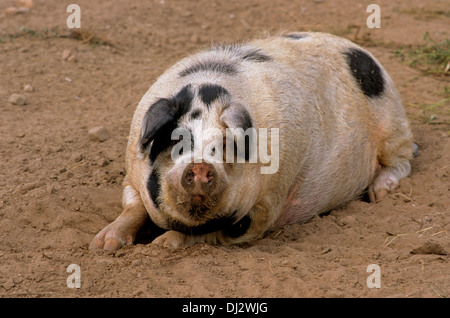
[
  {"left": 173, "top": 84, "right": 195, "bottom": 115},
  {"left": 190, "top": 109, "right": 202, "bottom": 120},
  {"left": 179, "top": 60, "right": 238, "bottom": 77},
  {"left": 241, "top": 49, "right": 272, "bottom": 62},
  {"left": 220, "top": 103, "right": 255, "bottom": 161},
  {"left": 222, "top": 214, "right": 251, "bottom": 238},
  {"left": 284, "top": 33, "right": 307, "bottom": 40},
  {"left": 165, "top": 211, "right": 250, "bottom": 238},
  {"left": 344, "top": 48, "right": 385, "bottom": 98},
  {"left": 212, "top": 44, "right": 271, "bottom": 63},
  {"left": 166, "top": 214, "right": 235, "bottom": 236},
  {"left": 222, "top": 104, "right": 253, "bottom": 131},
  {"left": 198, "top": 84, "right": 229, "bottom": 107},
  {"left": 147, "top": 169, "right": 161, "bottom": 208},
  {"left": 140, "top": 85, "right": 194, "bottom": 162}
]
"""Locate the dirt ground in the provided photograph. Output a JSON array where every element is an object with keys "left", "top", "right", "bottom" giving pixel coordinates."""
[{"left": 0, "top": 0, "right": 449, "bottom": 298}]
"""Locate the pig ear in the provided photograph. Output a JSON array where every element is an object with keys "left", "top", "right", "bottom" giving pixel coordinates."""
[
  {"left": 139, "top": 98, "right": 176, "bottom": 154},
  {"left": 220, "top": 102, "right": 253, "bottom": 130}
]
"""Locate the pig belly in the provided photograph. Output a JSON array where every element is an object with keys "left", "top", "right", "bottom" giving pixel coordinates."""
[
  {"left": 274, "top": 184, "right": 316, "bottom": 227},
  {"left": 274, "top": 161, "right": 377, "bottom": 228},
  {"left": 276, "top": 198, "right": 311, "bottom": 227}
]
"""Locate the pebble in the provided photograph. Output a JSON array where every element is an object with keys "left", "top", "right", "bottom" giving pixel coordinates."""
[
  {"left": 8, "top": 93, "right": 27, "bottom": 106},
  {"left": 2, "top": 278, "right": 15, "bottom": 291},
  {"left": 190, "top": 34, "right": 200, "bottom": 44},
  {"left": 88, "top": 126, "right": 110, "bottom": 142},
  {"left": 23, "top": 84, "right": 34, "bottom": 92},
  {"left": 71, "top": 153, "right": 83, "bottom": 163},
  {"left": 46, "top": 184, "right": 56, "bottom": 194},
  {"left": 16, "top": 0, "right": 34, "bottom": 9},
  {"left": 62, "top": 49, "right": 72, "bottom": 61},
  {"left": 410, "top": 241, "right": 448, "bottom": 255},
  {"left": 67, "top": 54, "right": 77, "bottom": 62},
  {"left": 19, "top": 181, "right": 40, "bottom": 194},
  {"left": 320, "top": 247, "right": 332, "bottom": 255},
  {"left": 98, "top": 158, "right": 109, "bottom": 167},
  {"left": 62, "top": 50, "right": 77, "bottom": 62},
  {"left": 4, "top": 6, "right": 30, "bottom": 15},
  {"left": 132, "top": 259, "right": 142, "bottom": 266},
  {"left": 337, "top": 215, "right": 356, "bottom": 227}
]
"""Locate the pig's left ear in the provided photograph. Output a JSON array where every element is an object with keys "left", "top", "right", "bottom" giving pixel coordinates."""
[
  {"left": 220, "top": 102, "right": 253, "bottom": 131},
  {"left": 139, "top": 98, "right": 176, "bottom": 155}
]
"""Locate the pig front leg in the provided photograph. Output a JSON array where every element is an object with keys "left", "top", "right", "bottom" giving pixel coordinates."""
[
  {"left": 152, "top": 229, "right": 256, "bottom": 250},
  {"left": 90, "top": 185, "right": 148, "bottom": 251},
  {"left": 152, "top": 204, "right": 271, "bottom": 249},
  {"left": 152, "top": 230, "right": 212, "bottom": 249}
]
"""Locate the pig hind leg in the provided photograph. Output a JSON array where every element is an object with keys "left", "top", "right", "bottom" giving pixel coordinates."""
[
  {"left": 368, "top": 119, "right": 414, "bottom": 203},
  {"left": 368, "top": 160, "right": 411, "bottom": 203}
]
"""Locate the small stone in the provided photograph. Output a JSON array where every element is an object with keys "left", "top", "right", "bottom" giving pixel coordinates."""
[
  {"left": 46, "top": 184, "right": 56, "bottom": 194},
  {"left": 8, "top": 93, "right": 27, "bottom": 106},
  {"left": 132, "top": 259, "right": 142, "bottom": 266},
  {"left": 20, "top": 181, "right": 40, "bottom": 194},
  {"left": 62, "top": 49, "right": 72, "bottom": 61},
  {"left": 4, "top": 6, "right": 30, "bottom": 15},
  {"left": 320, "top": 247, "right": 332, "bottom": 254},
  {"left": 23, "top": 84, "right": 34, "bottom": 92},
  {"left": 98, "top": 158, "right": 109, "bottom": 167},
  {"left": 71, "top": 153, "right": 83, "bottom": 163},
  {"left": 2, "top": 278, "right": 15, "bottom": 291},
  {"left": 16, "top": 0, "right": 34, "bottom": 8},
  {"left": 67, "top": 54, "right": 77, "bottom": 62},
  {"left": 411, "top": 241, "right": 448, "bottom": 255},
  {"left": 42, "top": 251, "right": 52, "bottom": 259},
  {"left": 337, "top": 215, "right": 356, "bottom": 227},
  {"left": 88, "top": 126, "right": 110, "bottom": 142},
  {"left": 190, "top": 34, "right": 200, "bottom": 44}
]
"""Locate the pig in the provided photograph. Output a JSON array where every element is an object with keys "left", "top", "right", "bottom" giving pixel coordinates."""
[{"left": 90, "top": 32, "right": 414, "bottom": 251}]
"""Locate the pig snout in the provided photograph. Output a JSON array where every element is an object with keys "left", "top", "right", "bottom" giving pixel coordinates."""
[{"left": 181, "top": 162, "right": 218, "bottom": 196}]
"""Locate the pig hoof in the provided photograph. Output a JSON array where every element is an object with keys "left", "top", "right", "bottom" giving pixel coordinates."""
[
  {"left": 152, "top": 230, "right": 188, "bottom": 250},
  {"left": 368, "top": 174, "right": 399, "bottom": 203},
  {"left": 89, "top": 223, "right": 131, "bottom": 251}
]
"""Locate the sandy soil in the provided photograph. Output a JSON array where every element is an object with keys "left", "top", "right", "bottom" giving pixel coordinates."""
[{"left": 0, "top": 0, "right": 449, "bottom": 298}]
